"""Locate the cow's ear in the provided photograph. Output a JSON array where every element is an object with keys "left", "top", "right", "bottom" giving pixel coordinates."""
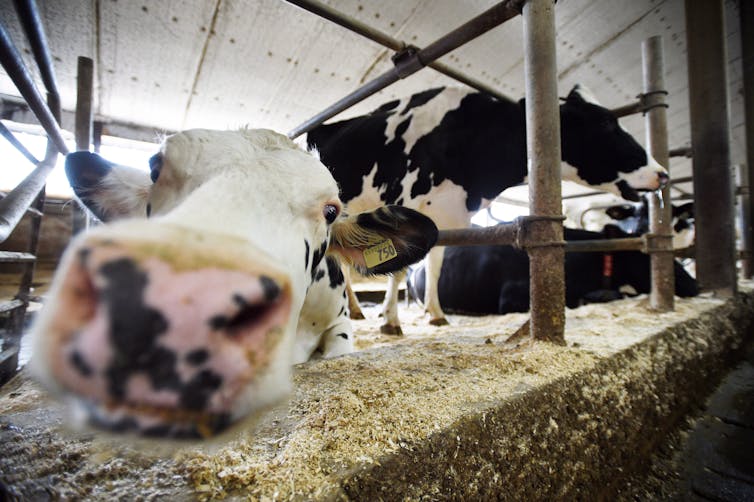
[
  {"left": 605, "top": 204, "right": 635, "bottom": 221},
  {"left": 328, "top": 206, "right": 438, "bottom": 274},
  {"left": 66, "top": 152, "right": 152, "bottom": 222}
]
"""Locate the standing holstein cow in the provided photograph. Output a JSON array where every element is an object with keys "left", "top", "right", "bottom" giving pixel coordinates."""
[
  {"left": 29, "top": 129, "right": 437, "bottom": 438},
  {"left": 306, "top": 85, "right": 669, "bottom": 335}
]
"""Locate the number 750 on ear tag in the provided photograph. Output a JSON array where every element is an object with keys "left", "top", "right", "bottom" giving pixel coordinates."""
[{"left": 363, "top": 239, "right": 397, "bottom": 269}]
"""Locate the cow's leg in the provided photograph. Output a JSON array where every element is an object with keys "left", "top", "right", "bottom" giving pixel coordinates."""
[
  {"left": 424, "top": 246, "right": 449, "bottom": 326},
  {"left": 342, "top": 265, "right": 365, "bottom": 320},
  {"left": 380, "top": 269, "right": 406, "bottom": 335}
]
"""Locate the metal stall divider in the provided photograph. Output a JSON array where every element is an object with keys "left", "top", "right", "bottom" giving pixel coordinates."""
[{"left": 0, "top": 0, "right": 68, "bottom": 383}]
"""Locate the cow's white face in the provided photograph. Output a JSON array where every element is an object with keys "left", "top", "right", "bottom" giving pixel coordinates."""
[{"left": 30, "top": 128, "right": 437, "bottom": 438}]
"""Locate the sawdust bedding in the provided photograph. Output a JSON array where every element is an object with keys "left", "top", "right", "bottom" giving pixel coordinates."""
[{"left": 0, "top": 291, "right": 731, "bottom": 500}]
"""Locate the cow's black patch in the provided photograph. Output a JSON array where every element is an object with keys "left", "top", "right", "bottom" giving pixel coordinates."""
[
  {"left": 325, "top": 256, "right": 344, "bottom": 289},
  {"left": 180, "top": 369, "right": 223, "bottom": 411},
  {"left": 304, "top": 239, "right": 310, "bottom": 270},
  {"left": 314, "top": 268, "right": 326, "bottom": 282},
  {"left": 148, "top": 153, "right": 162, "bottom": 183},
  {"left": 70, "top": 350, "right": 93, "bottom": 377},
  {"left": 378, "top": 99, "right": 401, "bottom": 112},
  {"left": 78, "top": 248, "right": 91, "bottom": 268},
  {"left": 99, "top": 258, "right": 174, "bottom": 399},
  {"left": 336, "top": 333, "right": 349, "bottom": 339},
  {"left": 400, "top": 87, "right": 445, "bottom": 115},
  {"left": 212, "top": 294, "right": 274, "bottom": 333},
  {"left": 209, "top": 314, "right": 228, "bottom": 330},
  {"left": 186, "top": 348, "right": 210, "bottom": 366},
  {"left": 146, "top": 203, "right": 152, "bottom": 217},
  {"left": 310, "top": 240, "right": 328, "bottom": 281},
  {"left": 309, "top": 86, "right": 655, "bottom": 213},
  {"left": 259, "top": 276, "right": 280, "bottom": 302}
]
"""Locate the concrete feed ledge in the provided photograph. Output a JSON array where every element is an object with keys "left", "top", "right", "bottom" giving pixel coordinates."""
[{"left": 0, "top": 289, "right": 752, "bottom": 500}]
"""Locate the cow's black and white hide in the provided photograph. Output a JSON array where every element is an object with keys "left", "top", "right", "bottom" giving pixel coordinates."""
[{"left": 307, "top": 85, "right": 669, "bottom": 334}]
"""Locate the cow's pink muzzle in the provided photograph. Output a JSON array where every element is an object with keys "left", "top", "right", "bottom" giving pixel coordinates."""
[{"left": 35, "top": 226, "right": 292, "bottom": 438}]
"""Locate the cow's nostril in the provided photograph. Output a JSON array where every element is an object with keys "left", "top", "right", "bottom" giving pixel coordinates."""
[
  {"left": 208, "top": 277, "right": 284, "bottom": 335},
  {"left": 657, "top": 171, "right": 670, "bottom": 187}
]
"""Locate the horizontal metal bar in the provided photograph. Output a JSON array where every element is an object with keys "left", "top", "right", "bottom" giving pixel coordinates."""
[
  {"left": 611, "top": 99, "right": 643, "bottom": 118},
  {"left": 284, "top": 0, "right": 516, "bottom": 105},
  {"left": 565, "top": 237, "right": 645, "bottom": 253},
  {"left": 0, "top": 22, "right": 67, "bottom": 154},
  {"left": 0, "top": 299, "right": 24, "bottom": 314},
  {"left": 437, "top": 222, "right": 518, "bottom": 247},
  {"left": 13, "top": 0, "right": 60, "bottom": 104},
  {"left": 0, "top": 149, "right": 55, "bottom": 243},
  {"left": 0, "top": 120, "right": 39, "bottom": 164},
  {"left": 288, "top": 0, "right": 521, "bottom": 138},
  {"left": 0, "top": 251, "right": 36, "bottom": 262},
  {"left": 669, "top": 146, "right": 692, "bottom": 158}
]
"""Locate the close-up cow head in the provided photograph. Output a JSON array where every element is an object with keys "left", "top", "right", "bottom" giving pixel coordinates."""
[
  {"left": 29, "top": 128, "right": 437, "bottom": 438},
  {"left": 559, "top": 84, "right": 669, "bottom": 201}
]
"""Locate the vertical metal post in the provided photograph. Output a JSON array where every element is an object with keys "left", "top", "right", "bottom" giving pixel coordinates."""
[
  {"left": 737, "top": 164, "right": 752, "bottom": 277},
  {"left": 685, "top": 0, "right": 737, "bottom": 296},
  {"left": 642, "top": 36, "right": 674, "bottom": 310},
  {"left": 741, "top": 0, "right": 754, "bottom": 278},
  {"left": 522, "top": 0, "right": 565, "bottom": 344},
  {"left": 73, "top": 56, "right": 93, "bottom": 234}
]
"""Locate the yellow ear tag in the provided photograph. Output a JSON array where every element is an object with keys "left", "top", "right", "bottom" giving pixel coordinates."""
[{"left": 363, "top": 239, "right": 398, "bottom": 269}]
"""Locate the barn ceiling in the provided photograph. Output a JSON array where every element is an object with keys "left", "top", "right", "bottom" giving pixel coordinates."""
[{"left": 0, "top": 0, "right": 747, "bottom": 203}]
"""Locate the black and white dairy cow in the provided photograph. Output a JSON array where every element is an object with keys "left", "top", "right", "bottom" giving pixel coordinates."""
[
  {"left": 565, "top": 195, "right": 694, "bottom": 249},
  {"left": 30, "top": 129, "right": 437, "bottom": 438},
  {"left": 407, "top": 226, "right": 698, "bottom": 315},
  {"left": 307, "top": 85, "right": 669, "bottom": 334}
]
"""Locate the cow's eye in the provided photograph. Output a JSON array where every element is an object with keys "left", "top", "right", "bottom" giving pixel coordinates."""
[
  {"left": 149, "top": 153, "right": 163, "bottom": 183},
  {"left": 323, "top": 204, "right": 339, "bottom": 224}
]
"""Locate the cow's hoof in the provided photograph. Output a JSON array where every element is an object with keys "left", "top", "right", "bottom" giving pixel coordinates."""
[
  {"left": 380, "top": 324, "right": 403, "bottom": 336},
  {"left": 350, "top": 311, "right": 366, "bottom": 320},
  {"left": 429, "top": 317, "right": 450, "bottom": 326}
]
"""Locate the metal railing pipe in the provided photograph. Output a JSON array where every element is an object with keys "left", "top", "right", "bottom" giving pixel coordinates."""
[
  {"left": 287, "top": 0, "right": 521, "bottom": 138},
  {"left": 741, "top": 1, "right": 754, "bottom": 278},
  {"left": 0, "top": 141, "right": 55, "bottom": 242},
  {"left": 643, "top": 36, "right": 674, "bottom": 311},
  {"left": 522, "top": 0, "right": 565, "bottom": 344},
  {"left": 437, "top": 222, "right": 518, "bottom": 247},
  {"left": 565, "top": 237, "right": 644, "bottom": 253},
  {"left": 686, "top": 0, "right": 737, "bottom": 296},
  {"left": 0, "top": 23, "right": 67, "bottom": 154},
  {"left": 12, "top": 0, "right": 60, "bottom": 113},
  {"left": 284, "top": 0, "right": 516, "bottom": 105},
  {"left": 0, "top": 120, "right": 39, "bottom": 164},
  {"left": 669, "top": 146, "right": 692, "bottom": 158},
  {"left": 610, "top": 99, "right": 643, "bottom": 118}
]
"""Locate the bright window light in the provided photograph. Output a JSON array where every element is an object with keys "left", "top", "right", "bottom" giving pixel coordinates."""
[{"left": 471, "top": 201, "right": 529, "bottom": 227}]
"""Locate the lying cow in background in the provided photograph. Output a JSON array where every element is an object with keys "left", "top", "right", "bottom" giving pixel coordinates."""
[
  {"left": 307, "top": 84, "right": 669, "bottom": 334},
  {"left": 564, "top": 195, "right": 694, "bottom": 250},
  {"left": 407, "top": 226, "right": 698, "bottom": 315},
  {"left": 30, "top": 129, "right": 437, "bottom": 438}
]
